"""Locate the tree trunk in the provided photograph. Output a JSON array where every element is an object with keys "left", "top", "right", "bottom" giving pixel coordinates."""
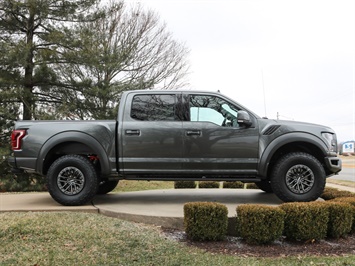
[{"left": 22, "top": 6, "right": 35, "bottom": 120}]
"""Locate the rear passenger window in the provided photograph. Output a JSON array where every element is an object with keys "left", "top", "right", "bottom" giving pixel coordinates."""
[{"left": 131, "top": 94, "right": 177, "bottom": 121}]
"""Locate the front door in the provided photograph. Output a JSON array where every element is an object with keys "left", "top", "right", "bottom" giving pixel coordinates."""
[{"left": 182, "top": 94, "right": 259, "bottom": 176}]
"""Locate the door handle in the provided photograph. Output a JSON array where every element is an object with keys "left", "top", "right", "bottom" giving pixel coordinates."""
[
  {"left": 186, "top": 130, "right": 201, "bottom": 136},
  {"left": 125, "top": 129, "right": 140, "bottom": 136}
]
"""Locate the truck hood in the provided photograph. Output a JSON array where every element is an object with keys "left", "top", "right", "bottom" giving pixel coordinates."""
[{"left": 259, "top": 118, "right": 336, "bottom": 137}]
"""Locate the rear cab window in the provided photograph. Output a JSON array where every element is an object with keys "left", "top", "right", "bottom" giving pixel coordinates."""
[{"left": 131, "top": 94, "right": 177, "bottom": 121}]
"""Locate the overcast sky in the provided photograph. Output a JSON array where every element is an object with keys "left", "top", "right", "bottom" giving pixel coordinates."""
[{"left": 136, "top": 0, "right": 354, "bottom": 142}]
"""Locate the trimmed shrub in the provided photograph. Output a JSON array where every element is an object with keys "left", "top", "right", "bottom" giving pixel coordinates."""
[
  {"left": 223, "top": 181, "right": 244, "bottom": 189},
  {"left": 331, "top": 197, "right": 355, "bottom": 233},
  {"left": 323, "top": 202, "right": 353, "bottom": 238},
  {"left": 321, "top": 187, "right": 355, "bottom": 200},
  {"left": 280, "top": 202, "right": 329, "bottom": 241},
  {"left": 199, "top": 181, "right": 220, "bottom": 189},
  {"left": 246, "top": 183, "right": 259, "bottom": 189},
  {"left": 184, "top": 202, "right": 228, "bottom": 241},
  {"left": 331, "top": 197, "right": 355, "bottom": 206},
  {"left": 174, "top": 181, "right": 196, "bottom": 189},
  {"left": 236, "top": 204, "right": 285, "bottom": 244}
]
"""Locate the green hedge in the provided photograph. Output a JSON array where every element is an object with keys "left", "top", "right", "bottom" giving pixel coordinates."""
[
  {"left": 246, "top": 183, "right": 259, "bottom": 189},
  {"left": 321, "top": 187, "right": 355, "bottom": 200},
  {"left": 184, "top": 202, "right": 228, "bottom": 241},
  {"left": 236, "top": 204, "right": 285, "bottom": 244},
  {"left": 183, "top": 200, "right": 355, "bottom": 244},
  {"left": 223, "top": 181, "right": 244, "bottom": 189},
  {"left": 324, "top": 202, "right": 353, "bottom": 238},
  {"left": 331, "top": 197, "right": 355, "bottom": 233},
  {"left": 198, "top": 181, "right": 220, "bottom": 189},
  {"left": 174, "top": 181, "right": 196, "bottom": 189},
  {"left": 280, "top": 202, "right": 329, "bottom": 241}
]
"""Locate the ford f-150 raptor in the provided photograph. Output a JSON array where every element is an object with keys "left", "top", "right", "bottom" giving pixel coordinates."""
[{"left": 9, "top": 90, "right": 342, "bottom": 205}]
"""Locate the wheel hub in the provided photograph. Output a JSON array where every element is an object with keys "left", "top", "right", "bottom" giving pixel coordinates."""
[
  {"left": 57, "top": 167, "right": 85, "bottom": 195},
  {"left": 286, "top": 164, "right": 315, "bottom": 194}
]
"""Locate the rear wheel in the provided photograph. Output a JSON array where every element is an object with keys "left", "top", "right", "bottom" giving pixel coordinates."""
[
  {"left": 270, "top": 152, "right": 325, "bottom": 202},
  {"left": 47, "top": 155, "right": 99, "bottom": 206}
]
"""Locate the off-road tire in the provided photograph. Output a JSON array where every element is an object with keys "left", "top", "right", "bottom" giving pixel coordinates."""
[
  {"left": 270, "top": 152, "right": 325, "bottom": 202},
  {"left": 97, "top": 180, "right": 119, "bottom": 194},
  {"left": 47, "top": 155, "right": 99, "bottom": 206}
]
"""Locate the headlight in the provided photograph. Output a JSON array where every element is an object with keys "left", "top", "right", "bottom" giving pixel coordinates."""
[{"left": 322, "top": 132, "right": 337, "bottom": 153}]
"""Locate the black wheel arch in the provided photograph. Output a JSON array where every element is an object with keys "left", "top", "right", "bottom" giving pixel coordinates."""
[
  {"left": 37, "top": 132, "right": 111, "bottom": 176},
  {"left": 258, "top": 133, "right": 328, "bottom": 179}
]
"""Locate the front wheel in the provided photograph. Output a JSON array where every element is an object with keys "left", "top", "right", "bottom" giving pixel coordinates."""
[
  {"left": 270, "top": 152, "right": 325, "bottom": 202},
  {"left": 47, "top": 155, "right": 99, "bottom": 206}
]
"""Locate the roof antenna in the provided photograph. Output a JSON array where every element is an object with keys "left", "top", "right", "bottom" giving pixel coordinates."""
[{"left": 261, "top": 69, "right": 268, "bottom": 119}]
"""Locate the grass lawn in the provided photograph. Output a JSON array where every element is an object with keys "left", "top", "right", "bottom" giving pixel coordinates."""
[
  {"left": 113, "top": 180, "right": 174, "bottom": 192},
  {"left": 1, "top": 212, "right": 355, "bottom": 265}
]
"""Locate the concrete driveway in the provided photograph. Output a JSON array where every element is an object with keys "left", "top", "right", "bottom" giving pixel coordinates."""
[
  {"left": 1, "top": 189, "right": 282, "bottom": 230},
  {"left": 93, "top": 189, "right": 283, "bottom": 229},
  {"left": 1, "top": 184, "right": 352, "bottom": 230}
]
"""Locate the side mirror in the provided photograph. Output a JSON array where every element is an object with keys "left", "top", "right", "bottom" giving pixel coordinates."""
[{"left": 237, "top": 111, "right": 252, "bottom": 127}]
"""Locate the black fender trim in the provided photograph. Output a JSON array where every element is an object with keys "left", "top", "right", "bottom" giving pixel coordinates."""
[
  {"left": 258, "top": 132, "right": 328, "bottom": 178},
  {"left": 36, "top": 131, "right": 111, "bottom": 176}
]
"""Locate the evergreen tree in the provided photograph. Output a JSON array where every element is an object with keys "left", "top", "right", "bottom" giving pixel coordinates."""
[{"left": 0, "top": 0, "right": 100, "bottom": 120}]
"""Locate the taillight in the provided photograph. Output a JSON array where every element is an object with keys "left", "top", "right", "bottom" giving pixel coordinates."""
[{"left": 11, "top": 130, "right": 26, "bottom": 150}]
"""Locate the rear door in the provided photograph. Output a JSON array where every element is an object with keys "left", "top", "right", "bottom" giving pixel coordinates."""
[
  {"left": 120, "top": 93, "right": 183, "bottom": 174},
  {"left": 182, "top": 93, "right": 259, "bottom": 175}
]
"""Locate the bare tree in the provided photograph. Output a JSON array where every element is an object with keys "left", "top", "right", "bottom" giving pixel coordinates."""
[{"left": 57, "top": 1, "right": 190, "bottom": 119}]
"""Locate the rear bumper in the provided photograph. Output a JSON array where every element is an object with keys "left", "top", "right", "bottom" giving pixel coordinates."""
[
  {"left": 7, "top": 156, "right": 33, "bottom": 174},
  {"left": 7, "top": 156, "right": 22, "bottom": 173},
  {"left": 325, "top": 156, "right": 342, "bottom": 175},
  {"left": 7, "top": 156, "right": 16, "bottom": 169},
  {"left": 7, "top": 156, "right": 23, "bottom": 173}
]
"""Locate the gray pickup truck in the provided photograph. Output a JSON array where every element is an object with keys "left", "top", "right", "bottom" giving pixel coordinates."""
[{"left": 9, "top": 90, "right": 342, "bottom": 205}]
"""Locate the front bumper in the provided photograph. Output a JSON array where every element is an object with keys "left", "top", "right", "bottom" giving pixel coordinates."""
[{"left": 324, "top": 156, "right": 342, "bottom": 175}]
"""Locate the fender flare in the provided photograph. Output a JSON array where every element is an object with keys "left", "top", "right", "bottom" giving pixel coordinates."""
[
  {"left": 36, "top": 131, "right": 111, "bottom": 176},
  {"left": 258, "top": 132, "right": 328, "bottom": 178}
]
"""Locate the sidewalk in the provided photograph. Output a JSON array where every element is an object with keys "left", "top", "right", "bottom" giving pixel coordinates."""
[{"left": 0, "top": 192, "right": 98, "bottom": 213}]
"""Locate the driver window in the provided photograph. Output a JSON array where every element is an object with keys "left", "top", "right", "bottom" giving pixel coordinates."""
[
  {"left": 189, "top": 95, "right": 239, "bottom": 127},
  {"left": 190, "top": 107, "right": 223, "bottom": 125}
]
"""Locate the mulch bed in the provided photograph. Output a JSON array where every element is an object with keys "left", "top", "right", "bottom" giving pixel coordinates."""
[{"left": 162, "top": 228, "right": 355, "bottom": 258}]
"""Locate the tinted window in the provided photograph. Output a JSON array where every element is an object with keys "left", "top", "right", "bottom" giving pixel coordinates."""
[{"left": 131, "top": 94, "right": 177, "bottom": 121}]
